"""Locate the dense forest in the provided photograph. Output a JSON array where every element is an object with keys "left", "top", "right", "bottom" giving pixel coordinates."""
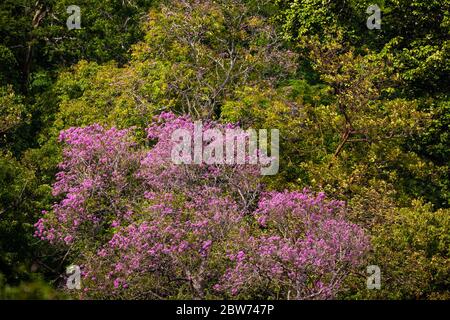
[{"left": 0, "top": 0, "right": 448, "bottom": 299}]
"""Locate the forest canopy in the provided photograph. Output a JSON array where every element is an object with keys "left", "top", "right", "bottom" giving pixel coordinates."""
[{"left": 0, "top": 0, "right": 448, "bottom": 300}]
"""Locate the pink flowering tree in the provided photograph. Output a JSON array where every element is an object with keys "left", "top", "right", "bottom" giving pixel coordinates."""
[
  {"left": 34, "top": 124, "right": 142, "bottom": 247},
  {"left": 35, "top": 113, "right": 369, "bottom": 299},
  {"left": 215, "top": 191, "right": 369, "bottom": 299}
]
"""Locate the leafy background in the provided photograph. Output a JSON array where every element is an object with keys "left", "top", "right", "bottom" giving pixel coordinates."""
[{"left": 0, "top": 0, "right": 448, "bottom": 299}]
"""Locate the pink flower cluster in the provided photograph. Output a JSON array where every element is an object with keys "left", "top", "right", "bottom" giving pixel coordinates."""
[
  {"left": 35, "top": 125, "right": 140, "bottom": 245},
  {"left": 35, "top": 113, "right": 369, "bottom": 299},
  {"left": 215, "top": 191, "right": 369, "bottom": 299},
  {"left": 138, "top": 112, "right": 262, "bottom": 207}
]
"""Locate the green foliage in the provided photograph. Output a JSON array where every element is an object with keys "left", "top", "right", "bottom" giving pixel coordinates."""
[
  {"left": 0, "top": 273, "right": 63, "bottom": 299},
  {"left": 0, "top": 86, "right": 28, "bottom": 137},
  {"left": 131, "top": 0, "right": 297, "bottom": 118},
  {"left": 344, "top": 201, "right": 450, "bottom": 300},
  {"left": 0, "top": 0, "right": 155, "bottom": 88},
  {"left": 47, "top": 0, "right": 297, "bottom": 134},
  {"left": 0, "top": 152, "right": 54, "bottom": 285},
  {"left": 53, "top": 60, "right": 154, "bottom": 129}
]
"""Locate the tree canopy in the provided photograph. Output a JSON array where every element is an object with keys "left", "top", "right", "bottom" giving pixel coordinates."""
[{"left": 0, "top": 0, "right": 448, "bottom": 299}]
